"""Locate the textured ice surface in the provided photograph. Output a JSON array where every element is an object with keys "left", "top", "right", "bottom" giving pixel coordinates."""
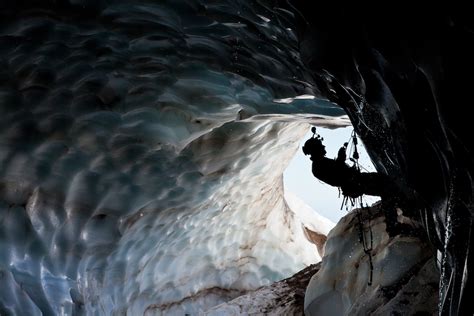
[
  {"left": 304, "top": 204, "right": 439, "bottom": 315},
  {"left": 0, "top": 1, "right": 346, "bottom": 314}
]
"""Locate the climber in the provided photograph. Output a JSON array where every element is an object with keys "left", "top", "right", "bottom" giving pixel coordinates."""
[
  {"left": 302, "top": 127, "right": 326, "bottom": 160},
  {"left": 303, "top": 127, "right": 411, "bottom": 237},
  {"left": 336, "top": 142, "right": 348, "bottom": 163},
  {"left": 302, "top": 127, "right": 386, "bottom": 198}
]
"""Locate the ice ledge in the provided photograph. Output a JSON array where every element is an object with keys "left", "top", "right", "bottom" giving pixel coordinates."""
[{"left": 305, "top": 203, "right": 439, "bottom": 315}]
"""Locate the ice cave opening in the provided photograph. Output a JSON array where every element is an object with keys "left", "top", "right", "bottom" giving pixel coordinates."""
[
  {"left": 2, "top": 1, "right": 473, "bottom": 314},
  {"left": 284, "top": 125, "right": 381, "bottom": 224}
]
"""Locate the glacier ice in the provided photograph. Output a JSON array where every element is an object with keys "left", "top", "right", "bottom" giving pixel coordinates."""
[
  {"left": 305, "top": 204, "right": 439, "bottom": 315},
  {"left": 286, "top": 2, "right": 474, "bottom": 312},
  {"left": 0, "top": 1, "right": 346, "bottom": 314}
]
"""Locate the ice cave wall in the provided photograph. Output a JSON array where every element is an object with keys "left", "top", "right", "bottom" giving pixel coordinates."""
[
  {"left": 0, "top": 1, "right": 345, "bottom": 314},
  {"left": 207, "top": 204, "right": 440, "bottom": 316},
  {"left": 283, "top": 2, "right": 474, "bottom": 314},
  {"left": 305, "top": 204, "right": 439, "bottom": 316}
]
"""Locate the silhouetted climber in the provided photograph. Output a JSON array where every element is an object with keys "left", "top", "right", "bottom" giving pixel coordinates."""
[
  {"left": 303, "top": 127, "right": 409, "bottom": 237},
  {"left": 303, "top": 128, "right": 385, "bottom": 198},
  {"left": 302, "top": 127, "right": 326, "bottom": 159},
  {"left": 336, "top": 142, "right": 348, "bottom": 163}
]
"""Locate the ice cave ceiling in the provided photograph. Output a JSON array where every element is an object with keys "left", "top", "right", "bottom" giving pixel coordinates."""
[{"left": 1, "top": 1, "right": 473, "bottom": 315}]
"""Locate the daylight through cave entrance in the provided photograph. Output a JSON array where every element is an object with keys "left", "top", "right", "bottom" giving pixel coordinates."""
[{"left": 284, "top": 125, "right": 380, "bottom": 224}]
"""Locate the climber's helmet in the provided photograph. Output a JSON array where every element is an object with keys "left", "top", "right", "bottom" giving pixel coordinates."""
[{"left": 302, "top": 137, "right": 327, "bottom": 158}]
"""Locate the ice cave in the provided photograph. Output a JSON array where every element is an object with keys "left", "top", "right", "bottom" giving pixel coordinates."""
[{"left": 0, "top": 1, "right": 473, "bottom": 315}]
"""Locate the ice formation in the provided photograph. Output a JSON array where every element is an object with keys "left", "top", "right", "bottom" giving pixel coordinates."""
[
  {"left": 208, "top": 204, "right": 439, "bottom": 315},
  {"left": 3, "top": 0, "right": 473, "bottom": 314},
  {"left": 305, "top": 204, "right": 439, "bottom": 315},
  {"left": 0, "top": 1, "right": 342, "bottom": 314},
  {"left": 288, "top": 3, "right": 474, "bottom": 313}
]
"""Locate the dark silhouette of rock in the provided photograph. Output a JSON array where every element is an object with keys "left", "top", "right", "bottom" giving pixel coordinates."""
[{"left": 283, "top": 2, "right": 474, "bottom": 313}]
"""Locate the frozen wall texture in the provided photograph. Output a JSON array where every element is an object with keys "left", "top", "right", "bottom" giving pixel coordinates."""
[
  {"left": 0, "top": 1, "right": 344, "bottom": 314},
  {"left": 207, "top": 204, "right": 439, "bottom": 315},
  {"left": 284, "top": 2, "right": 474, "bottom": 314},
  {"left": 305, "top": 204, "right": 439, "bottom": 315},
  {"left": 3, "top": 0, "right": 469, "bottom": 315}
]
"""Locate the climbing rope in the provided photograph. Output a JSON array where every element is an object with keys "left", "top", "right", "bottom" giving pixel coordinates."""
[
  {"left": 350, "top": 130, "right": 360, "bottom": 170},
  {"left": 356, "top": 197, "right": 374, "bottom": 286},
  {"left": 340, "top": 130, "right": 375, "bottom": 286},
  {"left": 340, "top": 195, "right": 375, "bottom": 286}
]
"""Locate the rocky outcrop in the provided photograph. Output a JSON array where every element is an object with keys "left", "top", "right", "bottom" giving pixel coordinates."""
[
  {"left": 205, "top": 263, "right": 320, "bottom": 316},
  {"left": 305, "top": 203, "right": 439, "bottom": 315}
]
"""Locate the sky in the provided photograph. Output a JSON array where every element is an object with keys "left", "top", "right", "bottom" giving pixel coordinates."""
[{"left": 284, "top": 126, "right": 380, "bottom": 223}]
